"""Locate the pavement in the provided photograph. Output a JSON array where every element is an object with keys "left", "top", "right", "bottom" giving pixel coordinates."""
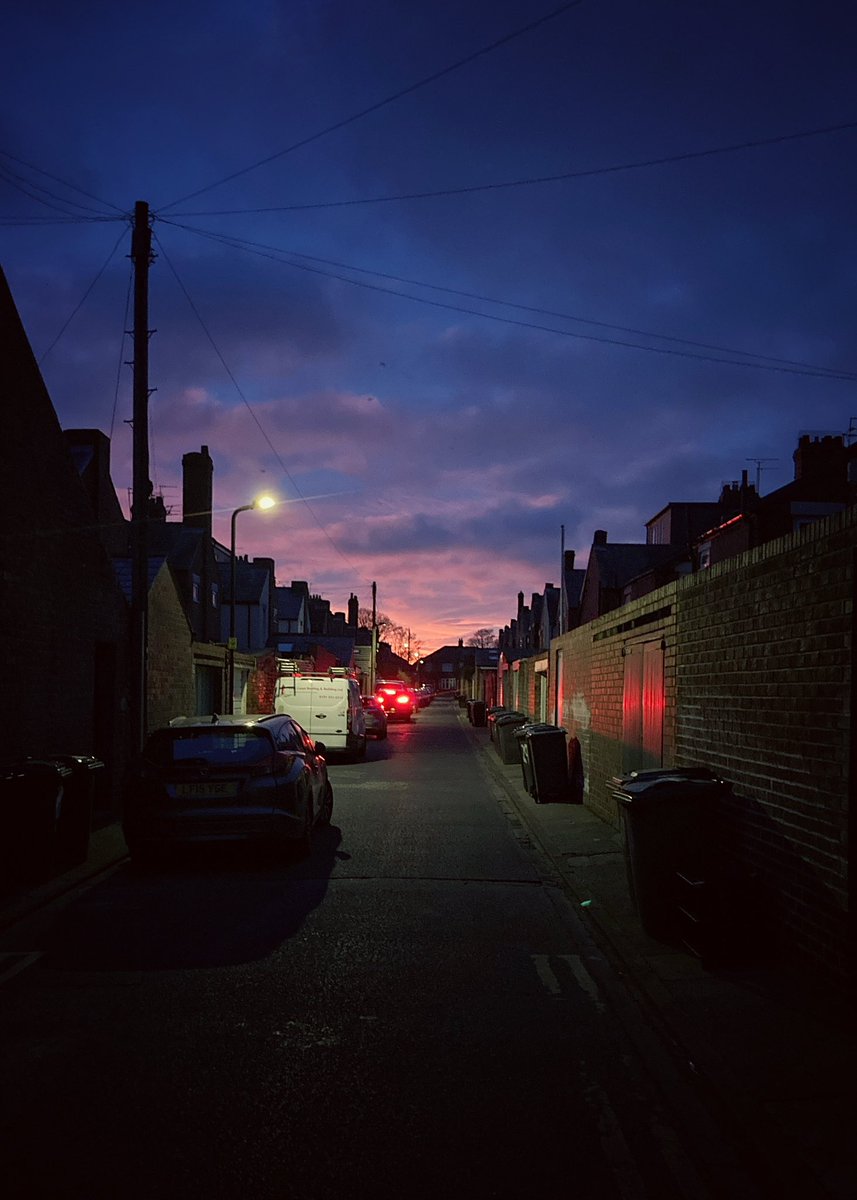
[
  {"left": 463, "top": 710, "right": 857, "bottom": 1200},
  {"left": 1, "top": 710, "right": 854, "bottom": 1199}
]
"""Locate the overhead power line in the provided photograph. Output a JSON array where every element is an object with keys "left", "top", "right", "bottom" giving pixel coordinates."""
[
  {"left": 164, "top": 119, "right": 857, "bottom": 218},
  {"left": 153, "top": 232, "right": 373, "bottom": 583},
  {"left": 204, "top": 237, "right": 856, "bottom": 378},
  {"left": 157, "top": 1, "right": 586, "bottom": 212},
  {"left": 0, "top": 148, "right": 126, "bottom": 217},
  {"left": 37, "top": 224, "right": 129, "bottom": 366},
  {"left": 160, "top": 218, "right": 857, "bottom": 382}
]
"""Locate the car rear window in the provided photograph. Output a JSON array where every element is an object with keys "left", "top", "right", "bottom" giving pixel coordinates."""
[{"left": 144, "top": 728, "right": 274, "bottom": 767}]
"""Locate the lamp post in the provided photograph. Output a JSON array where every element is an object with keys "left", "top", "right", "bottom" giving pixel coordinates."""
[{"left": 228, "top": 494, "right": 275, "bottom": 713}]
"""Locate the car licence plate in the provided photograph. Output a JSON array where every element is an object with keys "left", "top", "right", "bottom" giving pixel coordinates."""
[{"left": 175, "top": 781, "right": 240, "bottom": 799}]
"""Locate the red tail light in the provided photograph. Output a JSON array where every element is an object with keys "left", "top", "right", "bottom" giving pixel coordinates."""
[{"left": 395, "top": 694, "right": 411, "bottom": 705}]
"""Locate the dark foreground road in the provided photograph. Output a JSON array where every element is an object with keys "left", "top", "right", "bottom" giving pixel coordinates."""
[{"left": 0, "top": 701, "right": 762, "bottom": 1199}]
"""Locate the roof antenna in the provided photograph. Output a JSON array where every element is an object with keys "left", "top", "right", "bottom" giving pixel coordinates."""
[{"left": 745, "top": 457, "right": 779, "bottom": 491}]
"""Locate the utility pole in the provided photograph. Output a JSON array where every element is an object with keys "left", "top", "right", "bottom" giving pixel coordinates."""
[
  {"left": 130, "top": 201, "right": 153, "bottom": 750},
  {"left": 559, "top": 523, "right": 566, "bottom": 636},
  {"left": 370, "top": 581, "right": 377, "bottom": 693}
]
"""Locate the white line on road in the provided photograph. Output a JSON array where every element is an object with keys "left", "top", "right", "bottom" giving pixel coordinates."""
[
  {"left": 532, "top": 953, "right": 563, "bottom": 994},
  {"left": 532, "top": 953, "right": 605, "bottom": 1011},
  {"left": 581, "top": 1073, "right": 649, "bottom": 1200},
  {"left": 0, "top": 951, "right": 43, "bottom": 984}
]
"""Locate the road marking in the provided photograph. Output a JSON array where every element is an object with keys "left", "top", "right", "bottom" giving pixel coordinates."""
[
  {"left": 581, "top": 1073, "right": 648, "bottom": 1200},
  {"left": 566, "top": 954, "right": 606, "bottom": 1012},
  {"left": 532, "top": 953, "right": 563, "bottom": 994},
  {"left": 532, "top": 953, "right": 605, "bottom": 1011},
  {"left": 0, "top": 951, "right": 43, "bottom": 984}
]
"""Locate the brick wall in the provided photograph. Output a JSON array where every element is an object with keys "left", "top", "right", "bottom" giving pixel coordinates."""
[
  {"left": 549, "top": 506, "right": 855, "bottom": 975},
  {"left": 674, "top": 510, "right": 853, "bottom": 974},
  {"left": 147, "top": 564, "right": 195, "bottom": 731}
]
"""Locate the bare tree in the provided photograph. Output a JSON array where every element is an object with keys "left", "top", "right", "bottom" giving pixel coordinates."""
[
  {"left": 358, "top": 608, "right": 396, "bottom": 642},
  {"left": 358, "top": 608, "right": 416, "bottom": 660},
  {"left": 467, "top": 627, "right": 498, "bottom": 648}
]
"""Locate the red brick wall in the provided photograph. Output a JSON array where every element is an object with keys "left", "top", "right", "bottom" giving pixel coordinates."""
[
  {"left": 674, "top": 512, "right": 853, "bottom": 974},
  {"left": 550, "top": 506, "right": 855, "bottom": 974}
]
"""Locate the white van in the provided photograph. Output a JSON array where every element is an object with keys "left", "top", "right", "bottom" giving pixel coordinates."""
[{"left": 274, "top": 665, "right": 367, "bottom": 759}]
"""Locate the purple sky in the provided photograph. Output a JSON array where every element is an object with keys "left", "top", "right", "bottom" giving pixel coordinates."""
[{"left": 3, "top": 1, "right": 856, "bottom": 652}]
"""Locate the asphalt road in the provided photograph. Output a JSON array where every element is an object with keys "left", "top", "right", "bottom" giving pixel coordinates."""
[{"left": 0, "top": 700, "right": 761, "bottom": 1199}]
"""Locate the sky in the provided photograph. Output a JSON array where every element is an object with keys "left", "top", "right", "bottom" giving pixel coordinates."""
[{"left": 2, "top": 0, "right": 856, "bottom": 654}]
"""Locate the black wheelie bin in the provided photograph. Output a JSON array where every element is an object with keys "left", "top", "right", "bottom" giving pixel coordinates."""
[
  {"left": 1, "top": 758, "right": 72, "bottom": 884},
  {"left": 516, "top": 724, "right": 572, "bottom": 803},
  {"left": 486, "top": 707, "right": 507, "bottom": 745},
  {"left": 51, "top": 754, "right": 105, "bottom": 867},
  {"left": 494, "top": 713, "right": 529, "bottom": 764},
  {"left": 612, "top": 768, "right": 730, "bottom": 941}
]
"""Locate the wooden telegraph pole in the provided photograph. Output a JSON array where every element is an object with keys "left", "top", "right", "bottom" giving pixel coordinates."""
[{"left": 130, "top": 201, "right": 152, "bottom": 750}]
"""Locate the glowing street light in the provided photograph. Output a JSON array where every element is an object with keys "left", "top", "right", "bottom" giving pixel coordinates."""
[{"left": 228, "top": 494, "right": 276, "bottom": 712}]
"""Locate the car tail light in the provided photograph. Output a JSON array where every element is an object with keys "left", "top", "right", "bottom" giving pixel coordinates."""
[{"left": 395, "top": 694, "right": 411, "bottom": 705}]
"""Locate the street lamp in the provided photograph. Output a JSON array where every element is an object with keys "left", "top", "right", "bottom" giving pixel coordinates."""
[{"left": 228, "top": 494, "right": 276, "bottom": 712}]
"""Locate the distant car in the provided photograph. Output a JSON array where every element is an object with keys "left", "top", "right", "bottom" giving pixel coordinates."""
[
  {"left": 415, "top": 685, "right": 433, "bottom": 708},
  {"left": 361, "top": 695, "right": 388, "bottom": 739},
  {"left": 122, "top": 713, "right": 333, "bottom": 864},
  {"left": 374, "top": 681, "right": 416, "bottom": 722}
]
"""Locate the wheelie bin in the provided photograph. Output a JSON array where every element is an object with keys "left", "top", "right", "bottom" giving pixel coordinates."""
[
  {"left": 50, "top": 755, "right": 105, "bottom": 867},
  {"left": 494, "top": 713, "right": 529, "bottom": 764},
  {"left": 515, "top": 724, "right": 572, "bottom": 803},
  {"left": 612, "top": 768, "right": 731, "bottom": 940},
  {"left": 470, "top": 700, "right": 487, "bottom": 727},
  {"left": 1, "top": 759, "right": 72, "bottom": 884},
  {"left": 486, "top": 707, "right": 507, "bottom": 745}
]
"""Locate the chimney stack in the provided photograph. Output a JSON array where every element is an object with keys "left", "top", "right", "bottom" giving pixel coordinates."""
[
  {"left": 182, "top": 445, "right": 213, "bottom": 537},
  {"left": 793, "top": 434, "right": 846, "bottom": 482},
  {"left": 593, "top": 530, "right": 608, "bottom": 546}
]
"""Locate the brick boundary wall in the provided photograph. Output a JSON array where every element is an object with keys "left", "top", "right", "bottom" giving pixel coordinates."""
[{"left": 546, "top": 505, "right": 855, "bottom": 976}]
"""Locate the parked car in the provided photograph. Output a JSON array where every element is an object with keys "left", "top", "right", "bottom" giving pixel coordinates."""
[
  {"left": 415, "top": 685, "right": 434, "bottom": 708},
  {"left": 361, "top": 695, "right": 388, "bottom": 739},
  {"left": 375, "top": 681, "right": 416, "bottom": 722},
  {"left": 123, "top": 713, "right": 333, "bottom": 864}
]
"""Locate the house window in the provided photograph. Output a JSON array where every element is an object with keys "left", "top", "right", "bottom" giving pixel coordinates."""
[
  {"left": 698, "top": 543, "right": 711, "bottom": 570},
  {"left": 210, "top": 582, "right": 219, "bottom": 608},
  {"left": 192, "top": 574, "right": 201, "bottom": 603}
]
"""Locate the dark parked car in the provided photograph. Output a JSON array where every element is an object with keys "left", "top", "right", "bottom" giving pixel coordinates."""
[
  {"left": 361, "top": 695, "right": 388, "bottom": 739},
  {"left": 375, "top": 681, "right": 416, "bottom": 722},
  {"left": 123, "top": 714, "right": 333, "bottom": 864}
]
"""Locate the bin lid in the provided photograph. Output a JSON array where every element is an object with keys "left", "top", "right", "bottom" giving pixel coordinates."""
[
  {"left": 495, "top": 713, "right": 528, "bottom": 726},
  {"left": 618, "top": 766, "right": 716, "bottom": 783},
  {"left": 47, "top": 754, "right": 106, "bottom": 771},
  {"left": 613, "top": 773, "right": 729, "bottom": 805},
  {"left": 18, "top": 759, "right": 74, "bottom": 779}
]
